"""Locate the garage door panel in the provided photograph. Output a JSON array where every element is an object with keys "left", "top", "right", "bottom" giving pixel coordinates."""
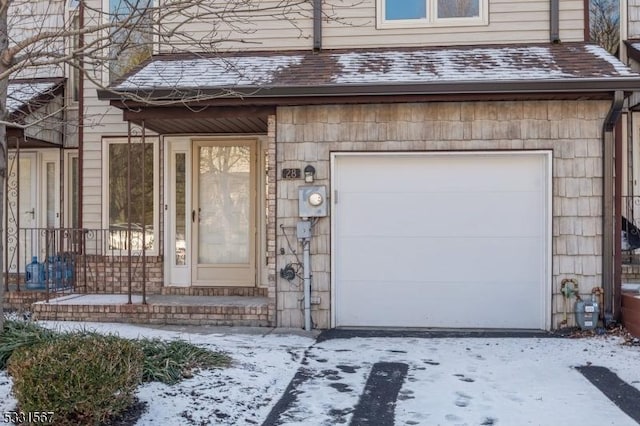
[
  {"left": 336, "top": 236, "right": 543, "bottom": 283},
  {"left": 336, "top": 279, "right": 541, "bottom": 328},
  {"left": 333, "top": 152, "right": 550, "bottom": 330},
  {"left": 339, "top": 192, "right": 543, "bottom": 238},
  {"left": 337, "top": 155, "right": 545, "bottom": 194}
]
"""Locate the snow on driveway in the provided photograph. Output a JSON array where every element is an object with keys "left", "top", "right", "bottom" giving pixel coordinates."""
[
  {"left": 274, "top": 336, "right": 640, "bottom": 426},
  {"left": 1, "top": 322, "right": 639, "bottom": 426}
]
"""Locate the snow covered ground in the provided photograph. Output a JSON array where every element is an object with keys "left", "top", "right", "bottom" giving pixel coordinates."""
[
  {"left": 280, "top": 336, "right": 640, "bottom": 425},
  {"left": 0, "top": 321, "right": 314, "bottom": 425},
  {"left": 1, "top": 321, "right": 639, "bottom": 425}
]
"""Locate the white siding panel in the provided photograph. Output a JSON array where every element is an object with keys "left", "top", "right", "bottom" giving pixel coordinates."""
[
  {"left": 81, "top": 74, "right": 129, "bottom": 229},
  {"left": 323, "top": 0, "right": 585, "bottom": 49},
  {"left": 158, "top": 0, "right": 313, "bottom": 53},
  {"left": 143, "top": 0, "right": 587, "bottom": 52}
]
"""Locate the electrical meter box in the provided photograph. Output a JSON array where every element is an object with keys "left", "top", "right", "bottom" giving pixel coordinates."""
[
  {"left": 575, "top": 298, "right": 599, "bottom": 330},
  {"left": 298, "top": 185, "right": 328, "bottom": 218}
]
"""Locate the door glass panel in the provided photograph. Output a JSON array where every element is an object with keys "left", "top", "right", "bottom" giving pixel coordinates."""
[
  {"left": 108, "top": 143, "right": 154, "bottom": 250},
  {"left": 198, "top": 145, "right": 250, "bottom": 264},
  {"left": 175, "top": 153, "right": 186, "bottom": 266},
  {"left": 46, "top": 162, "right": 55, "bottom": 227}
]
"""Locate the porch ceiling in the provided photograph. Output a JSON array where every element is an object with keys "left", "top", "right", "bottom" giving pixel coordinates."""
[{"left": 122, "top": 105, "right": 273, "bottom": 134}]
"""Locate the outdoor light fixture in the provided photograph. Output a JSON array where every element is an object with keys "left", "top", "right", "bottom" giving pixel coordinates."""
[{"left": 304, "top": 165, "right": 316, "bottom": 183}]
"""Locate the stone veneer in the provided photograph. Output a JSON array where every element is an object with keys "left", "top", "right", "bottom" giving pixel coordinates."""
[{"left": 275, "top": 100, "right": 610, "bottom": 329}]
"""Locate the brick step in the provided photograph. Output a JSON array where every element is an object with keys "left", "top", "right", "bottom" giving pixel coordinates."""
[
  {"left": 622, "top": 263, "right": 640, "bottom": 281},
  {"left": 4, "top": 287, "right": 72, "bottom": 312},
  {"left": 160, "top": 286, "right": 268, "bottom": 297},
  {"left": 31, "top": 294, "right": 272, "bottom": 327},
  {"left": 622, "top": 292, "right": 640, "bottom": 338}
]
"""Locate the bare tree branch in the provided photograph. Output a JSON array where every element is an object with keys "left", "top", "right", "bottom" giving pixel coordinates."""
[{"left": 590, "top": 0, "right": 620, "bottom": 55}]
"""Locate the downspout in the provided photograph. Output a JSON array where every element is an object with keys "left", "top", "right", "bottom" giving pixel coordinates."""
[
  {"left": 603, "top": 91, "right": 624, "bottom": 326},
  {"left": 550, "top": 0, "right": 560, "bottom": 43},
  {"left": 615, "top": 118, "right": 623, "bottom": 323},
  {"left": 583, "top": 0, "right": 590, "bottom": 42},
  {"left": 313, "top": 0, "right": 322, "bottom": 51}
]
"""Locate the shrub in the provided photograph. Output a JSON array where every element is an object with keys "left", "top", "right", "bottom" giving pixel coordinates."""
[
  {"left": 0, "top": 320, "right": 58, "bottom": 369},
  {"left": 138, "top": 338, "right": 231, "bottom": 385},
  {"left": 7, "top": 333, "right": 144, "bottom": 426}
]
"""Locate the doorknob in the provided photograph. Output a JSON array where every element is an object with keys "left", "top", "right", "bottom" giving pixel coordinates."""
[{"left": 24, "top": 208, "right": 35, "bottom": 218}]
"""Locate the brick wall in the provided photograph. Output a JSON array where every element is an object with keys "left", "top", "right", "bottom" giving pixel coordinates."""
[
  {"left": 275, "top": 100, "right": 610, "bottom": 329},
  {"left": 75, "top": 255, "right": 164, "bottom": 295}
]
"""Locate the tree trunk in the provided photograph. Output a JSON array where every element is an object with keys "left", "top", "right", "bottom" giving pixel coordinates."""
[{"left": 0, "top": 2, "right": 9, "bottom": 330}]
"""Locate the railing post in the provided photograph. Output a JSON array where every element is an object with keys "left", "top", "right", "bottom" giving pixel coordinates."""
[
  {"left": 127, "top": 121, "right": 132, "bottom": 305},
  {"left": 141, "top": 119, "right": 147, "bottom": 305}
]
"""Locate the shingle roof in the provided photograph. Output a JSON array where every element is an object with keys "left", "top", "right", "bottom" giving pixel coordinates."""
[
  {"left": 7, "top": 80, "right": 60, "bottom": 113},
  {"left": 101, "top": 43, "right": 640, "bottom": 101}
]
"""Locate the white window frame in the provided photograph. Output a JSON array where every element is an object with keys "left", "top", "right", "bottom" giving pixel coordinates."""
[
  {"left": 102, "top": 137, "right": 160, "bottom": 255},
  {"left": 65, "top": 1, "right": 80, "bottom": 105},
  {"left": 377, "top": 0, "right": 488, "bottom": 29},
  {"left": 64, "top": 150, "right": 79, "bottom": 229},
  {"left": 101, "top": 0, "right": 156, "bottom": 86}
]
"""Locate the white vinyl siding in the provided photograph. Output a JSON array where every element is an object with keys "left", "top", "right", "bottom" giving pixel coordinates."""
[
  {"left": 9, "top": 0, "right": 66, "bottom": 79},
  {"left": 156, "top": 0, "right": 313, "bottom": 53},
  {"left": 323, "top": 0, "right": 585, "bottom": 48},
  {"left": 148, "top": 0, "right": 584, "bottom": 53}
]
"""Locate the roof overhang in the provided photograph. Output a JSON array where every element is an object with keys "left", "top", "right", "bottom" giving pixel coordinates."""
[
  {"left": 6, "top": 77, "right": 66, "bottom": 146},
  {"left": 6, "top": 127, "right": 61, "bottom": 148},
  {"left": 8, "top": 77, "right": 65, "bottom": 123},
  {"left": 99, "top": 79, "right": 640, "bottom": 102},
  {"left": 98, "top": 43, "right": 640, "bottom": 133}
]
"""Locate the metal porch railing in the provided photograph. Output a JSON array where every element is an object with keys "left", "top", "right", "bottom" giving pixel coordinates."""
[
  {"left": 623, "top": 196, "right": 640, "bottom": 264},
  {"left": 4, "top": 227, "right": 151, "bottom": 303}
]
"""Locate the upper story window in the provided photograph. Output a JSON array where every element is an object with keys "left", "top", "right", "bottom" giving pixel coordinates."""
[
  {"left": 108, "top": 0, "right": 153, "bottom": 83},
  {"left": 378, "top": 0, "right": 487, "bottom": 28},
  {"left": 65, "top": 0, "right": 80, "bottom": 103}
]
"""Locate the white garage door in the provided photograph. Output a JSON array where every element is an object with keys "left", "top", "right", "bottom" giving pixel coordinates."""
[{"left": 332, "top": 152, "right": 551, "bottom": 330}]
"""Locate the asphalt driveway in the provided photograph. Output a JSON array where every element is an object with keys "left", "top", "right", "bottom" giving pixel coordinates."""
[
  {"left": 263, "top": 332, "right": 640, "bottom": 426},
  {"left": 3, "top": 321, "right": 638, "bottom": 425}
]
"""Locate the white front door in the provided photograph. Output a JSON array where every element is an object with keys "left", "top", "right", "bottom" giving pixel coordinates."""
[
  {"left": 191, "top": 140, "right": 256, "bottom": 286},
  {"left": 7, "top": 153, "right": 37, "bottom": 273},
  {"left": 6, "top": 151, "right": 61, "bottom": 274}
]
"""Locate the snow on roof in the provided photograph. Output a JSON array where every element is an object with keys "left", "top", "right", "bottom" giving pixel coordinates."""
[
  {"left": 7, "top": 81, "right": 58, "bottom": 113},
  {"left": 584, "top": 44, "right": 634, "bottom": 76},
  {"left": 110, "top": 43, "right": 639, "bottom": 95},
  {"left": 332, "top": 46, "right": 573, "bottom": 84},
  {"left": 115, "top": 54, "right": 305, "bottom": 90}
]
